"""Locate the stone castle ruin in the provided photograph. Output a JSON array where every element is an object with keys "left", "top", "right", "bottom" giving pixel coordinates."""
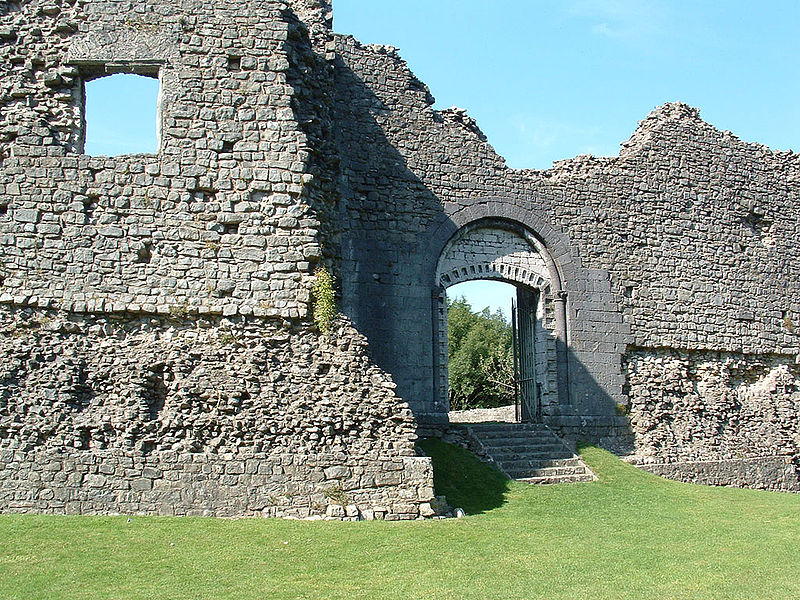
[{"left": 1, "top": 0, "right": 799, "bottom": 518}]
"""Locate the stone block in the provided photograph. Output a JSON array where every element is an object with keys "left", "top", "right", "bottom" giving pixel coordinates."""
[
  {"left": 14, "top": 209, "right": 40, "bottom": 223},
  {"left": 325, "top": 504, "right": 345, "bottom": 518},
  {"left": 84, "top": 474, "right": 107, "bottom": 488},
  {"left": 323, "top": 465, "right": 350, "bottom": 480},
  {"left": 142, "top": 467, "right": 162, "bottom": 479},
  {"left": 131, "top": 479, "right": 153, "bottom": 492}
]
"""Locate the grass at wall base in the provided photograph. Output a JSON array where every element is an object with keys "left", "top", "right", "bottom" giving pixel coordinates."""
[{"left": 2, "top": 443, "right": 799, "bottom": 600}]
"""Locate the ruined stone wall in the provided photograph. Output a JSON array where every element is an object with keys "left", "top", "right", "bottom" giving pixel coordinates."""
[
  {"left": 0, "top": 308, "right": 415, "bottom": 458},
  {"left": 625, "top": 348, "right": 800, "bottom": 491},
  {"left": 0, "top": 306, "right": 434, "bottom": 518},
  {"left": 333, "top": 36, "right": 632, "bottom": 425},
  {"left": 1, "top": 447, "right": 433, "bottom": 519},
  {"left": 0, "top": 1, "right": 435, "bottom": 519},
  {"left": 0, "top": 0, "right": 332, "bottom": 318},
  {"left": 332, "top": 35, "right": 800, "bottom": 487},
  {"left": 3, "top": 0, "right": 799, "bottom": 504}
]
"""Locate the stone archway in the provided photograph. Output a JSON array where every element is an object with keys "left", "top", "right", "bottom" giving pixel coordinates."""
[{"left": 433, "top": 218, "right": 570, "bottom": 421}]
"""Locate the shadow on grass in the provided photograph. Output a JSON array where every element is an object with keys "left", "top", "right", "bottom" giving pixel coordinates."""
[{"left": 417, "top": 438, "right": 511, "bottom": 515}]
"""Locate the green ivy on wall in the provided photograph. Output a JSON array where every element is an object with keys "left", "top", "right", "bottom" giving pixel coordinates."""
[{"left": 312, "top": 266, "right": 336, "bottom": 333}]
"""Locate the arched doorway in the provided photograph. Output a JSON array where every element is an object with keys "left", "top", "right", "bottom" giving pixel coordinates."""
[{"left": 433, "top": 218, "right": 570, "bottom": 422}]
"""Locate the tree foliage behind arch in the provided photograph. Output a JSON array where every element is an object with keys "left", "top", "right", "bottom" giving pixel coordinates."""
[{"left": 447, "top": 296, "right": 514, "bottom": 411}]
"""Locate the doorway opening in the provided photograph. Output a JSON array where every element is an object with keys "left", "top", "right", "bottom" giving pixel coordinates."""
[
  {"left": 446, "top": 280, "right": 515, "bottom": 420},
  {"left": 433, "top": 219, "right": 566, "bottom": 424}
]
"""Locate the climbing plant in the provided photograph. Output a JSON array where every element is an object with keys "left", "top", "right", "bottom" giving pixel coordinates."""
[{"left": 312, "top": 266, "right": 337, "bottom": 334}]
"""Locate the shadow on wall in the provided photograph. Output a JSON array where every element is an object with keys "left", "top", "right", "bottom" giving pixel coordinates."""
[
  {"left": 557, "top": 346, "right": 634, "bottom": 453},
  {"left": 330, "top": 43, "right": 633, "bottom": 450},
  {"left": 283, "top": 8, "right": 341, "bottom": 268},
  {"left": 332, "top": 47, "right": 448, "bottom": 411}
]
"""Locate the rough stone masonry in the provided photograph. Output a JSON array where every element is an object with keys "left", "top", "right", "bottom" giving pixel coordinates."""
[{"left": 1, "top": 0, "right": 799, "bottom": 519}]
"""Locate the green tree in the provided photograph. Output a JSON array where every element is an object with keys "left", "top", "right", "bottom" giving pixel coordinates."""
[{"left": 447, "top": 296, "right": 514, "bottom": 411}]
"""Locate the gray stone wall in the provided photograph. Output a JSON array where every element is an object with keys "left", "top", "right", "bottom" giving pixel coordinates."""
[
  {"left": 333, "top": 36, "right": 631, "bottom": 422},
  {"left": 0, "top": 304, "right": 435, "bottom": 517},
  {"left": 0, "top": 1, "right": 435, "bottom": 518},
  {"left": 638, "top": 457, "right": 800, "bottom": 493},
  {"left": 0, "top": 0, "right": 330, "bottom": 319},
  {"left": 331, "top": 35, "right": 800, "bottom": 487},
  {"left": 625, "top": 348, "right": 800, "bottom": 489},
  {"left": 0, "top": 307, "right": 415, "bottom": 456},
  {"left": 2, "top": 0, "right": 800, "bottom": 508},
  {"left": 1, "top": 448, "right": 434, "bottom": 519}
]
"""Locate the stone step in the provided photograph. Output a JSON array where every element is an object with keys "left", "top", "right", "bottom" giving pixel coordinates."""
[
  {"left": 487, "top": 447, "right": 575, "bottom": 459},
  {"left": 464, "top": 421, "right": 596, "bottom": 485},
  {"left": 478, "top": 441, "right": 569, "bottom": 453},
  {"left": 473, "top": 431, "right": 555, "bottom": 441},
  {"left": 466, "top": 422, "right": 549, "bottom": 433},
  {"left": 515, "top": 472, "right": 597, "bottom": 485},
  {"left": 494, "top": 457, "right": 584, "bottom": 469},
  {"left": 501, "top": 463, "right": 589, "bottom": 478}
]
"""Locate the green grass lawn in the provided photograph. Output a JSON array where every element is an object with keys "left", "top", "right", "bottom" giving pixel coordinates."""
[{"left": 2, "top": 442, "right": 800, "bottom": 600}]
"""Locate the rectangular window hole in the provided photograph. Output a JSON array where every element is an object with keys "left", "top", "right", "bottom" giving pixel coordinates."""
[
  {"left": 0, "top": 204, "right": 8, "bottom": 216},
  {"left": 222, "top": 222, "right": 239, "bottom": 235},
  {"left": 82, "top": 70, "right": 160, "bottom": 156},
  {"left": 228, "top": 56, "right": 241, "bottom": 71},
  {"left": 221, "top": 140, "right": 235, "bottom": 153}
]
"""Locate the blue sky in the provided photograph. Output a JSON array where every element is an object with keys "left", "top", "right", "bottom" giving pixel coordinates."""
[
  {"left": 86, "top": 1, "right": 799, "bottom": 318},
  {"left": 335, "top": 0, "right": 800, "bottom": 169},
  {"left": 449, "top": 280, "right": 516, "bottom": 322},
  {"left": 90, "top": 1, "right": 800, "bottom": 168},
  {"left": 84, "top": 74, "right": 159, "bottom": 156}
]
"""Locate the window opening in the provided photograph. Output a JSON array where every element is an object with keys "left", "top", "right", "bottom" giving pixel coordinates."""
[{"left": 83, "top": 73, "right": 160, "bottom": 156}]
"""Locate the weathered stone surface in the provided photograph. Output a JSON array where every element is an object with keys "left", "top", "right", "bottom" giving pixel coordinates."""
[
  {"left": 330, "top": 35, "right": 799, "bottom": 488},
  {"left": 0, "top": 0, "right": 333, "bottom": 322},
  {"left": 0, "top": 0, "right": 799, "bottom": 515},
  {"left": 0, "top": 307, "right": 433, "bottom": 518},
  {"left": 624, "top": 349, "right": 800, "bottom": 490}
]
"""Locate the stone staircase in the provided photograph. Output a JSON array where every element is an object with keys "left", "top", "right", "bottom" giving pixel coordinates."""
[{"left": 464, "top": 422, "right": 596, "bottom": 484}]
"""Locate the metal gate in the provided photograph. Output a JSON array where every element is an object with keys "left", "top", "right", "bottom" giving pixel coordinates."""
[{"left": 512, "top": 288, "right": 540, "bottom": 423}]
